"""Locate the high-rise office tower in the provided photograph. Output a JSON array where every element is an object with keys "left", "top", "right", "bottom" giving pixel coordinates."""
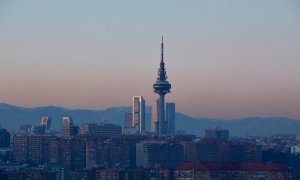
[
  {"left": 61, "top": 117, "right": 79, "bottom": 138},
  {"left": 166, "top": 102, "right": 175, "bottom": 135},
  {"left": 132, "top": 96, "right": 145, "bottom": 134},
  {"left": 151, "top": 100, "right": 159, "bottom": 133},
  {"left": 63, "top": 117, "right": 73, "bottom": 125},
  {"left": 153, "top": 37, "right": 171, "bottom": 136},
  {"left": 41, "top": 117, "right": 51, "bottom": 130}
]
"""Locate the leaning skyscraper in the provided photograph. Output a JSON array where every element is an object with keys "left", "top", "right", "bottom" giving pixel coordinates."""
[
  {"left": 132, "top": 96, "right": 145, "bottom": 134},
  {"left": 153, "top": 37, "right": 171, "bottom": 136}
]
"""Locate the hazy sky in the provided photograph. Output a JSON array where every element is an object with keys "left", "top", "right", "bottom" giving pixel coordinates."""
[{"left": 0, "top": 1, "right": 300, "bottom": 119}]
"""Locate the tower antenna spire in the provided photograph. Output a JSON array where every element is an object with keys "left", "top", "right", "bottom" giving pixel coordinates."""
[{"left": 161, "top": 36, "right": 164, "bottom": 63}]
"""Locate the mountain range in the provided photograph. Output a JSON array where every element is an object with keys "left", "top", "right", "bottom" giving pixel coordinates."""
[{"left": 0, "top": 103, "right": 300, "bottom": 137}]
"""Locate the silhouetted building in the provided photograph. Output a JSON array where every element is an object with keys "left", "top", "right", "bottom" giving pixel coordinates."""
[
  {"left": 124, "top": 113, "right": 132, "bottom": 128},
  {"left": 151, "top": 100, "right": 159, "bottom": 134},
  {"left": 136, "top": 141, "right": 184, "bottom": 168},
  {"left": 80, "top": 123, "right": 96, "bottom": 134},
  {"left": 63, "top": 117, "right": 73, "bottom": 125},
  {"left": 41, "top": 117, "right": 51, "bottom": 130},
  {"left": 76, "top": 168, "right": 125, "bottom": 180},
  {"left": 0, "top": 169, "right": 57, "bottom": 180},
  {"left": 132, "top": 96, "right": 145, "bottom": 134},
  {"left": 174, "top": 162, "right": 293, "bottom": 180},
  {"left": 13, "top": 134, "right": 53, "bottom": 166},
  {"left": 186, "top": 139, "right": 262, "bottom": 163},
  {"left": 31, "top": 125, "right": 45, "bottom": 135},
  {"left": 19, "top": 124, "right": 46, "bottom": 135},
  {"left": 85, "top": 137, "right": 135, "bottom": 169},
  {"left": 48, "top": 136, "right": 86, "bottom": 171},
  {"left": 27, "top": 135, "right": 52, "bottom": 165},
  {"left": 80, "top": 123, "right": 122, "bottom": 137},
  {"left": 205, "top": 127, "right": 229, "bottom": 139},
  {"left": 239, "top": 142, "right": 262, "bottom": 162},
  {"left": 166, "top": 102, "right": 175, "bottom": 135},
  {"left": 48, "top": 137, "right": 64, "bottom": 164},
  {"left": 76, "top": 168, "right": 172, "bottom": 180},
  {"left": 19, "top": 124, "right": 32, "bottom": 135},
  {"left": 65, "top": 137, "right": 86, "bottom": 171},
  {"left": 12, "top": 135, "right": 28, "bottom": 164},
  {"left": 61, "top": 117, "right": 79, "bottom": 138},
  {"left": 123, "top": 113, "right": 136, "bottom": 135},
  {"left": 0, "top": 128, "right": 10, "bottom": 148},
  {"left": 0, "top": 148, "right": 13, "bottom": 162},
  {"left": 187, "top": 139, "right": 227, "bottom": 162},
  {"left": 153, "top": 37, "right": 172, "bottom": 136},
  {"left": 61, "top": 125, "right": 79, "bottom": 138}
]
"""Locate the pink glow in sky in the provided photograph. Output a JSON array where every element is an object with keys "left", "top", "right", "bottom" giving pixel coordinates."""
[{"left": 0, "top": 1, "right": 300, "bottom": 119}]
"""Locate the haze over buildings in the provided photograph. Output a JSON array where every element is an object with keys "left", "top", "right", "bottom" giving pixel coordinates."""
[{"left": 0, "top": 1, "right": 300, "bottom": 119}]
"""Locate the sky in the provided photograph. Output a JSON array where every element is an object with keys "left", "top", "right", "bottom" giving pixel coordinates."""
[{"left": 0, "top": 0, "right": 300, "bottom": 119}]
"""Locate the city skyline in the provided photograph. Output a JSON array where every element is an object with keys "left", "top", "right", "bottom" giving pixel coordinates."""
[{"left": 0, "top": 1, "right": 300, "bottom": 119}]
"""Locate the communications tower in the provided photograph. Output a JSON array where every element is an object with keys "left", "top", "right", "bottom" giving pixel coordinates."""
[{"left": 153, "top": 37, "right": 171, "bottom": 136}]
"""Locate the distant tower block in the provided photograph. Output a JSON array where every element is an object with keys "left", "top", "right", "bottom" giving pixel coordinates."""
[
  {"left": 63, "top": 117, "right": 73, "bottom": 126},
  {"left": 132, "top": 96, "right": 145, "bottom": 134},
  {"left": 153, "top": 37, "right": 171, "bottom": 136},
  {"left": 40, "top": 117, "right": 51, "bottom": 130},
  {"left": 61, "top": 117, "right": 78, "bottom": 138},
  {"left": 166, "top": 102, "right": 175, "bottom": 135},
  {"left": 151, "top": 100, "right": 159, "bottom": 133},
  {"left": 205, "top": 127, "right": 229, "bottom": 140},
  {"left": 124, "top": 113, "right": 133, "bottom": 128}
]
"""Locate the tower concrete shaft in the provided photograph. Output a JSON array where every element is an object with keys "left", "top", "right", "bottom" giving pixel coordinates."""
[{"left": 153, "top": 37, "right": 171, "bottom": 136}]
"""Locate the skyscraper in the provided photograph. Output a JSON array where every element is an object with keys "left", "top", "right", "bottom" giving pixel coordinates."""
[
  {"left": 63, "top": 117, "right": 73, "bottom": 125},
  {"left": 41, "top": 117, "right": 51, "bottom": 130},
  {"left": 132, "top": 96, "right": 145, "bottom": 134},
  {"left": 166, "top": 102, "right": 175, "bottom": 135},
  {"left": 61, "top": 117, "right": 79, "bottom": 138},
  {"left": 151, "top": 100, "right": 159, "bottom": 133},
  {"left": 153, "top": 37, "right": 171, "bottom": 136}
]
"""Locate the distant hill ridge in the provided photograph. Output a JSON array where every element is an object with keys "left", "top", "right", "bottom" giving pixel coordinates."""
[{"left": 0, "top": 103, "right": 300, "bottom": 136}]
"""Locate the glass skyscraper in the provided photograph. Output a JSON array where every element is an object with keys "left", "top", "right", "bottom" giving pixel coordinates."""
[{"left": 132, "top": 96, "right": 145, "bottom": 134}]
